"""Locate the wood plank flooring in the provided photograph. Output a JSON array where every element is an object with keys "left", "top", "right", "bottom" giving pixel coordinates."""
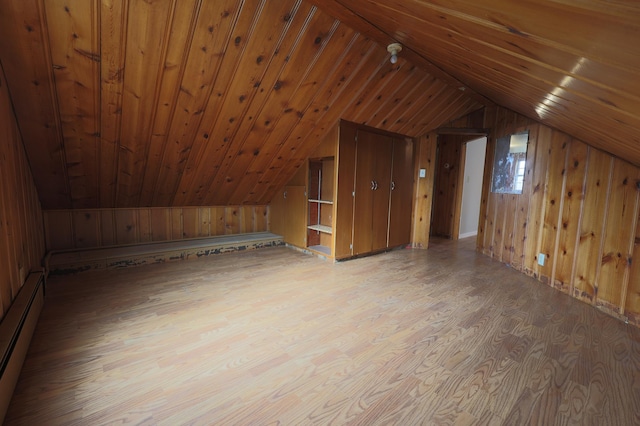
[{"left": 5, "top": 238, "right": 640, "bottom": 425}]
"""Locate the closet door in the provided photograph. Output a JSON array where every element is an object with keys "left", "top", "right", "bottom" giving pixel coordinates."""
[
  {"left": 352, "top": 130, "right": 392, "bottom": 255},
  {"left": 388, "top": 138, "right": 414, "bottom": 247},
  {"left": 371, "top": 136, "right": 393, "bottom": 251}
]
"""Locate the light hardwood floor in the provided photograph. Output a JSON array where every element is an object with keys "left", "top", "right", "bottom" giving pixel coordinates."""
[{"left": 6, "top": 238, "right": 640, "bottom": 425}]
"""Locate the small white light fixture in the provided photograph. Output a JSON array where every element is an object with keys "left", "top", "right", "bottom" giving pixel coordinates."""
[{"left": 387, "top": 42, "right": 402, "bottom": 64}]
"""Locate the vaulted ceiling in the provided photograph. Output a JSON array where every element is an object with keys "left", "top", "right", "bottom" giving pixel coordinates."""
[
  {"left": 310, "top": 0, "right": 640, "bottom": 166},
  {"left": 0, "top": 0, "right": 638, "bottom": 210}
]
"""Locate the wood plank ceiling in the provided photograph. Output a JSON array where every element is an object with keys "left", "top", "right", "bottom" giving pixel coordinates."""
[
  {"left": 309, "top": 0, "right": 640, "bottom": 170},
  {"left": 0, "top": 0, "right": 482, "bottom": 209}
]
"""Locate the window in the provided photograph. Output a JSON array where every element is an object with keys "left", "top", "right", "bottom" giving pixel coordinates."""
[
  {"left": 514, "top": 159, "right": 526, "bottom": 192},
  {"left": 491, "top": 131, "right": 529, "bottom": 194}
]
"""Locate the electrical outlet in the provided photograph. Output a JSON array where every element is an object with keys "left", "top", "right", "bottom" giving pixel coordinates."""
[{"left": 538, "top": 253, "right": 545, "bottom": 266}]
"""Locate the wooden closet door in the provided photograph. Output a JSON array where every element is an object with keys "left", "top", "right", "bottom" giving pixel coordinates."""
[
  {"left": 352, "top": 130, "right": 392, "bottom": 255},
  {"left": 371, "top": 136, "right": 393, "bottom": 252},
  {"left": 388, "top": 138, "right": 414, "bottom": 247},
  {"left": 352, "top": 130, "right": 376, "bottom": 255}
]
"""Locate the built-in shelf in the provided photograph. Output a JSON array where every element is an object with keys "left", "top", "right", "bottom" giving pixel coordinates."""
[
  {"left": 307, "top": 224, "right": 332, "bottom": 234},
  {"left": 307, "top": 244, "right": 331, "bottom": 256},
  {"left": 308, "top": 156, "right": 335, "bottom": 257}
]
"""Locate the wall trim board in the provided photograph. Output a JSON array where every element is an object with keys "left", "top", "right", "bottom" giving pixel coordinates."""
[{"left": 0, "top": 272, "right": 45, "bottom": 423}]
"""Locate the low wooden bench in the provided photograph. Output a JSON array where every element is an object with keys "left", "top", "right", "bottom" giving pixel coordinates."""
[{"left": 46, "top": 232, "right": 284, "bottom": 275}]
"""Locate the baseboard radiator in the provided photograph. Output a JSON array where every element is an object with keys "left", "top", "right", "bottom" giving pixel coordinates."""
[{"left": 0, "top": 272, "right": 45, "bottom": 422}]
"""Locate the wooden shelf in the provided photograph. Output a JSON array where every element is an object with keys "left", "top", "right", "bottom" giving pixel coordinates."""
[
  {"left": 307, "top": 244, "right": 331, "bottom": 255},
  {"left": 308, "top": 157, "right": 335, "bottom": 256},
  {"left": 307, "top": 224, "right": 332, "bottom": 234}
]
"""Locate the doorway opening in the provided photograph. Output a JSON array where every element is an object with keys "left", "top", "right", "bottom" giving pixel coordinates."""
[{"left": 430, "top": 134, "right": 487, "bottom": 240}]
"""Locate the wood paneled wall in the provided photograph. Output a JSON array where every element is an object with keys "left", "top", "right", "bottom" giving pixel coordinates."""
[
  {"left": 0, "top": 61, "right": 45, "bottom": 319},
  {"left": 43, "top": 206, "right": 269, "bottom": 252},
  {"left": 411, "top": 133, "right": 437, "bottom": 249},
  {"left": 478, "top": 107, "right": 640, "bottom": 327}
]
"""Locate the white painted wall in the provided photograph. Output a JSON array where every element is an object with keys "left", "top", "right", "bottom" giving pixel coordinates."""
[{"left": 459, "top": 137, "right": 487, "bottom": 238}]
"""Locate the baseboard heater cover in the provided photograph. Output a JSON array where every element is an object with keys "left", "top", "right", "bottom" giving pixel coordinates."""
[{"left": 0, "top": 272, "right": 45, "bottom": 423}]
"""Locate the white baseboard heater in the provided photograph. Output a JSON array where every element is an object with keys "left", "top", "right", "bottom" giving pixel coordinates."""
[{"left": 0, "top": 272, "right": 45, "bottom": 422}]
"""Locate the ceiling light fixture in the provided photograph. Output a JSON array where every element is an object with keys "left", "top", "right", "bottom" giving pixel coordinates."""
[{"left": 387, "top": 42, "right": 402, "bottom": 64}]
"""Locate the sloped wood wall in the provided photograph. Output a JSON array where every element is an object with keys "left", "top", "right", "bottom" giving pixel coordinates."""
[
  {"left": 0, "top": 0, "right": 481, "bottom": 210},
  {"left": 0, "top": 61, "right": 45, "bottom": 319},
  {"left": 478, "top": 107, "right": 640, "bottom": 327},
  {"left": 43, "top": 206, "right": 269, "bottom": 251}
]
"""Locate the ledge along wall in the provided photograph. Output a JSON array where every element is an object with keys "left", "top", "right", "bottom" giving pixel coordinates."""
[
  {"left": 0, "top": 60, "right": 46, "bottom": 319},
  {"left": 477, "top": 107, "right": 640, "bottom": 327},
  {"left": 43, "top": 206, "right": 270, "bottom": 252}
]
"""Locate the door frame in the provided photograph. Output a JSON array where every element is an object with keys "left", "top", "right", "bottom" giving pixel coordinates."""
[{"left": 433, "top": 128, "right": 489, "bottom": 240}]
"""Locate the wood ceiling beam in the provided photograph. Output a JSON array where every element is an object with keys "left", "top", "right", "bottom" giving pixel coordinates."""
[{"left": 306, "top": 0, "right": 495, "bottom": 107}]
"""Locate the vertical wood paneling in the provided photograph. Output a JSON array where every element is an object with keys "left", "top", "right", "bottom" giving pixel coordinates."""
[
  {"left": 44, "top": 211, "right": 73, "bottom": 251},
  {"left": 43, "top": 206, "right": 271, "bottom": 250},
  {"left": 137, "top": 209, "right": 152, "bottom": 243},
  {"left": 477, "top": 107, "right": 496, "bottom": 253},
  {"left": 197, "top": 0, "right": 302, "bottom": 206},
  {"left": 555, "top": 141, "right": 588, "bottom": 292},
  {"left": 626, "top": 207, "right": 640, "bottom": 326},
  {"left": 115, "top": 209, "right": 137, "bottom": 245},
  {"left": 410, "top": 133, "right": 436, "bottom": 249},
  {"left": 0, "top": 0, "right": 70, "bottom": 209},
  {"left": 182, "top": 208, "right": 198, "bottom": 239},
  {"left": 538, "top": 132, "right": 569, "bottom": 285},
  {"left": 116, "top": 0, "right": 175, "bottom": 206},
  {"left": 596, "top": 160, "right": 640, "bottom": 315},
  {"left": 99, "top": 0, "right": 128, "bottom": 208},
  {"left": 151, "top": 209, "right": 170, "bottom": 242},
  {"left": 170, "top": 208, "right": 183, "bottom": 240},
  {"left": 0, "top": 60, "right": 45, "bottom": 318},
  {"left": 100, "top": 209, "right": 116, "bottom": 247},
  {"left": 71, "top": 211, "right": 99, "bottom": 249},
  {"left": 492, "top": 194, "right": 505, "bottom": 261},
  {"left": 45, "top": 0, "right": 100, "bottom": 208},
  {"left": 484, "top": 193, "right": 498, "bottom": 257},
  {"left": 480, "top": 106, "right": 640, "bottom": 327},
  {"left": 501, "top": 195, "right": 517, "bottom": 264},
  {"left": 215, "top": 6, "right": 346, "bottom": 205},
  {"left": 523, "top": 127, "right": 552, "bottom": 277},
  {"left": 171, "top": 0, "right": 269, "bottom": 206},
  {"left": 198, "top": 207, "right": 210, "bottom": 237},
  {"left": 573, "top": 150, "right": 612, "bottom": 303},
  {"left": 5, "top": 117, "right": 27, "bottom": 297},
  {"left": 138, "top": 0, "right": 200, "bottom": 206},
  {"left": 225, "top": 207, "right": 240, "bottom": 235},
  {"left": 153, "top": 0, "right": 240, "bottom": 206}
]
